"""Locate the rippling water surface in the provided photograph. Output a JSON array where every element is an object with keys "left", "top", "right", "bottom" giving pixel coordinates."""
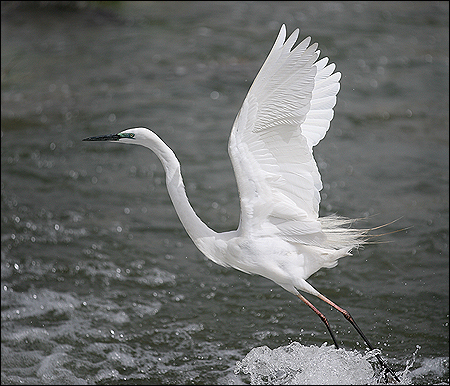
[{"left": 2, "top": 2, "right": 449, "bottom": 384}]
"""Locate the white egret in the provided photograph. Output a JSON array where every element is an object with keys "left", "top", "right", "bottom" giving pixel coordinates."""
[{"left": 84, "top": 25, "right": 399, "bottom": 381}]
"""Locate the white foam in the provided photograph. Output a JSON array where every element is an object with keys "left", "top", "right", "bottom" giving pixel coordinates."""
[{"left": 234, "top": 342, "right": 385, "bottom": 385}]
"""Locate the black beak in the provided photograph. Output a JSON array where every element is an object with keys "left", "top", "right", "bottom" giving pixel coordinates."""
[{"left": 82, "top": 134, "right": 121, "bottom": 141}]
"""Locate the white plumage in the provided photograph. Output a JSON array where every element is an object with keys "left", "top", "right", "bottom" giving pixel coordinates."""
[
  {"left": 229, "top": 25, "right": 362, "bottom": 255},
  {"left": 83, "top": 25, "right": 399, "bottom": 381}
]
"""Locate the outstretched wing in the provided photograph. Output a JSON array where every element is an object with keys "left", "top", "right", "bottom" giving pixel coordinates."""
[{"left": 229, "top": 25, "right": 341, "bottom": 245}]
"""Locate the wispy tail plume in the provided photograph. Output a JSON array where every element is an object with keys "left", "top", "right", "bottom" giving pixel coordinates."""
[{"left": 320, "top": 214, "right": 407, "bottom": 250}]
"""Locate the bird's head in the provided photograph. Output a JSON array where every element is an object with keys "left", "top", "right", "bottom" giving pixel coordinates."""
[
  {"left": 83, "top": 127, "right": 161, "bottom": 148},
  {"left": 83, "top": 127, "right": 174, "bottom": 171}
]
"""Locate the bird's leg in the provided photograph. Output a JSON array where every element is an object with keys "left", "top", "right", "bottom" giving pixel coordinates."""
[
  {"left": 316, "top": 293, "right": 400, "bottom": 382},
  {"left": 296, "top": 293, "right": 339, "bottom": 349}
]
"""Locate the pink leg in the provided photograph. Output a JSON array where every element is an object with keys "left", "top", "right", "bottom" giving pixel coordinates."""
[{"left": 296, "top": 293, "right": 340, "bottom": 349}]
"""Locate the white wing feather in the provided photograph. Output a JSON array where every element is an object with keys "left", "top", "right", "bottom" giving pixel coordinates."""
[{"left": 228, "top": 25, "right": 342, "bottom": 246}]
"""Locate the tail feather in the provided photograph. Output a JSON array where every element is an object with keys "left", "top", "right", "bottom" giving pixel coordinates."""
[{"left": 319, "top": 214, "right": 368, "bottom": 250}]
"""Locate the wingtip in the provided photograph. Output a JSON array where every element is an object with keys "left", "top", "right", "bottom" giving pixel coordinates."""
[
  {"left": 278, "top": 25, "right": 301, "bottom": 45},
  {"left": 302, "top": 36, "right": 312, "bottom": 47},
  {"left": 277, "top": 24, "right": 287, "bottom": 41}
]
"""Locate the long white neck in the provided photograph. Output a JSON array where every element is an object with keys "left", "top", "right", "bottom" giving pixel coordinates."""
[
  {"left": 141, "top": 133, "right": 218, "bottom": 243},
  {"left": 166, "top": 161, "right": 217, "bottom": 242}
]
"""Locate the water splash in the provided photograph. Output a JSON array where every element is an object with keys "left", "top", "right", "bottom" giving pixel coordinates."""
[
  {"left": 234, "top": 342, "right": 379, "bottom": 385},
  {"left": 232, "top": 343, "right": 450, "bottom": 385}
]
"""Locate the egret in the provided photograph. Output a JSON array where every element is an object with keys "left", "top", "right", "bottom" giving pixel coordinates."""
[{"left": 84, "top": 25, "right": 399, "bottom": 381}]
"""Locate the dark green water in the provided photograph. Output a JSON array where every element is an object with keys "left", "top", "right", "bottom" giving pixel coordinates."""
[{"left": 2, "top": 2, "right": 448, "bottom": 384}]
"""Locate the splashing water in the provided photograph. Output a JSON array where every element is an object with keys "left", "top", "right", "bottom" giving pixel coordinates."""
[
  {"left": 231, "top": 343, "right": 450, "bottom": 385},
  {"left": 233, "top": 342, "right": 410, "bottom": 385}
]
